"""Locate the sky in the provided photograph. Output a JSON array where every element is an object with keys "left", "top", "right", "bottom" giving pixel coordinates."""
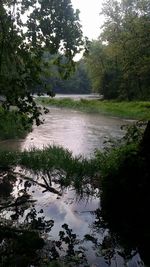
[{"left": 71, "top": 0, "right": 104, "bottom": 40}]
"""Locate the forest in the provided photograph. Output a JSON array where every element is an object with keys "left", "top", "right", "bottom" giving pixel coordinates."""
[
  {"left": 86, "top": 0, "right": 150, "bottom": 100},
  {"left": 0, "top": 0, "right": 150, "bottom": 266},
  {"left": 36, "top": 0, "right": 150, "bottom": 100}
]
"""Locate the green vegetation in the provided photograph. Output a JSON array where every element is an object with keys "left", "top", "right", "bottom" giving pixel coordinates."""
[
  {"left": 0, "top": 108, "right": 32, "bottom": 140},
  {"left": 36, "top": 58, "right": 91, "bottom": 95},
  {"left": 0, "top": 145, "right": 98, "bottom": 266},
  {"left": 0, "top": 121, "right": 150, "bottom": 266},
  {"left": 96, "top": 133, "right": 150, "bottom": 264},
  {"left": 0, "top": 0, "right": 84, "bottom": 125},
  {"left": 0, "top": 145, "right": 98, "bottom": 196},
  {"left": 85, "top": 0, "right": 150, "bottom": 101},
  {"left": 37, "top": 97, "right": 150, "bottom": 120},
  {"left": 0, "top": 0, "right": 150, "bottom": 265}
]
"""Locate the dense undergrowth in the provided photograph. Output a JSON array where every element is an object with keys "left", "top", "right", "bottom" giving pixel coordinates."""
[
  {"left": 94, "top": 121, "right": 150, "bottom": 265},
  {"left": 0, "top": 108, "right": 32, "bottom": 139},
  {"left": 37, "top": 97, "right": 150, "bottom": 120}
]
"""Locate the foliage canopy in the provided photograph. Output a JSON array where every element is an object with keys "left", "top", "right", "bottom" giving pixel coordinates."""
[
  {"left": 0, "top": 0, "right": 84, "bottom": 124},
  {"left": 86, "top": 0, "right": 150, "bottom": 100}
]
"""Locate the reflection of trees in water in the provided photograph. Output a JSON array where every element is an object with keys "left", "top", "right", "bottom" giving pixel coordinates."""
[
  {"left": 0, "top": 168, "right": 89, "bottom": 266},
  {"left": 91, "top": 208, "right": 145, "bottom": 267},
  {"left": 0, "top": 170, "right": 16, "bottom": 198},
  {"left": 0, "top": 140, "right": 150, "bottom": 267},
  {"left": 0, "top": 169, "right": 46, "bottom": 266}
]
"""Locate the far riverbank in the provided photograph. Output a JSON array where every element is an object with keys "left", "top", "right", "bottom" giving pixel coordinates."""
[{"left": 36, "top": 97, "right": 150, "bottom": 120}]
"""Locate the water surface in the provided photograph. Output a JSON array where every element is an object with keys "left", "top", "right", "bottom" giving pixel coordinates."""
[
  {"left": 0, "top": 106, "right": 140, "bottom": 266},
  {"left": 0, "top": 107, "right": 131, "bottom": 157}
]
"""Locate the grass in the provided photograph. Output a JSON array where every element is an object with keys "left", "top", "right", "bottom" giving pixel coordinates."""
[
  {"left": 0, "top": 145, "right": 99, "bottom": 196},
  {"left": 0, "top": 108, "right": 32, "bottom": 140},
  {"left": 37, "top": 97, "right": 150, "bottom": 120}
]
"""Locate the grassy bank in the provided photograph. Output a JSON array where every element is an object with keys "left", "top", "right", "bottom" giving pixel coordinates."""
[
  {"left": 0, "top": 108, "right": 32, "bottom": 140},
  {"left": 37, "top": 97, "right": 150, "bottom": 120}
]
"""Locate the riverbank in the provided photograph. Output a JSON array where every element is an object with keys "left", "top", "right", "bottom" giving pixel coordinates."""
[
  {"left": 0, "top": 108, "right": 32, "bottom": 140},
  {"left": 37, "top": 97, "right": 150, "bottom": 120},
  {"left": 0, "top": 101, "right": 149, "bottom": 266}
]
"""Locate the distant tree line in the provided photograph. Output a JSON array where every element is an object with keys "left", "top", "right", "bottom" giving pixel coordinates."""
[
  {"left": 86, "top": 0, "right": 150, "bottom": 100},
  {"left": 35, "top": 55, "right": 92, "bottom": 95},
  {"left": 51, "top": 60, "right": 91, "bottom": 94}
]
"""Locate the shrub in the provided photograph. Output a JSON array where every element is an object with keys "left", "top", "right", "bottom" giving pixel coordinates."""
[
  {"left": 0, "top": 108, "right": 32, "bottom": 139},
  {"left": 95, "top": 123, "right": 150, "bottom": 263}
]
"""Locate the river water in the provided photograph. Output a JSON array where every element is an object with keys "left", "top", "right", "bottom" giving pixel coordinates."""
[
  {"left": 0, "top": 107, "right": 131, "bottom": 157},
  {"left": 0, "top": 103, "right": 143, "bottom": 266}
]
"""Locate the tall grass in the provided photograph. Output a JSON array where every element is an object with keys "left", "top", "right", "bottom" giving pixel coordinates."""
[
  {"left": 37, "top": 97, "right": 150, "bottom": 120},
  {"left": 0, "top": 145, "right": 99, "bottom": 196},
  {"left": 20, "top": 146, "right": 98, "bottom": 195}
]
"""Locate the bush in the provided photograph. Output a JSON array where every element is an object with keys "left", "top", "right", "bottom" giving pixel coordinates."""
[
  {"left": 96, "top": 125, "right": 150, "bottom": 264},
  {"left": 0, "top": 108, "right": 32, "bottom": 139}
]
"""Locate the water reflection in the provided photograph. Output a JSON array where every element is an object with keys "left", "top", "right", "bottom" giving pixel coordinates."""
[
  {"left": 0, "top": 107, "right": 140, "bottom": 266},
  {"left": 0, "top": 167, "right": 145, "bottom": 267}
]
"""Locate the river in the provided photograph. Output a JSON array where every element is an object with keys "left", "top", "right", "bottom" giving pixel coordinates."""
[
  {"left": 0, "top": 101, "right": 143, "bottom": 267},
  {"left": 0, "top": 107, "right": 132, "bottom": 157}
]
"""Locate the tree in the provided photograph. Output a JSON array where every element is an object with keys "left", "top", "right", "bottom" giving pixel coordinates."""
[
  {"left": 55, "top": 59, "right": 92, "bottom": 94},
  {"left": 85, "top": 40, "right": 121, "bottom": 99},
  {"left": 85, "top": 41, "right": 105, "bottom": 94},
  {"left": 101, "top": 0, "right": 150, "bottom": 100},
  {"left": 0, "top": 0, "right": 84, "bottom": 124},
  {"left": 86, "top": 0, "right": 150, "bottom": 100},
  {"left": 33, "top": 52, "right": 91, "bottom": 95}
]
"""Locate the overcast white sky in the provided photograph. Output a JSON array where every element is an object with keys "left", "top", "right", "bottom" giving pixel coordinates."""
[{"left": 71, "top": 0, "right": 104, "bottom": 40}]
